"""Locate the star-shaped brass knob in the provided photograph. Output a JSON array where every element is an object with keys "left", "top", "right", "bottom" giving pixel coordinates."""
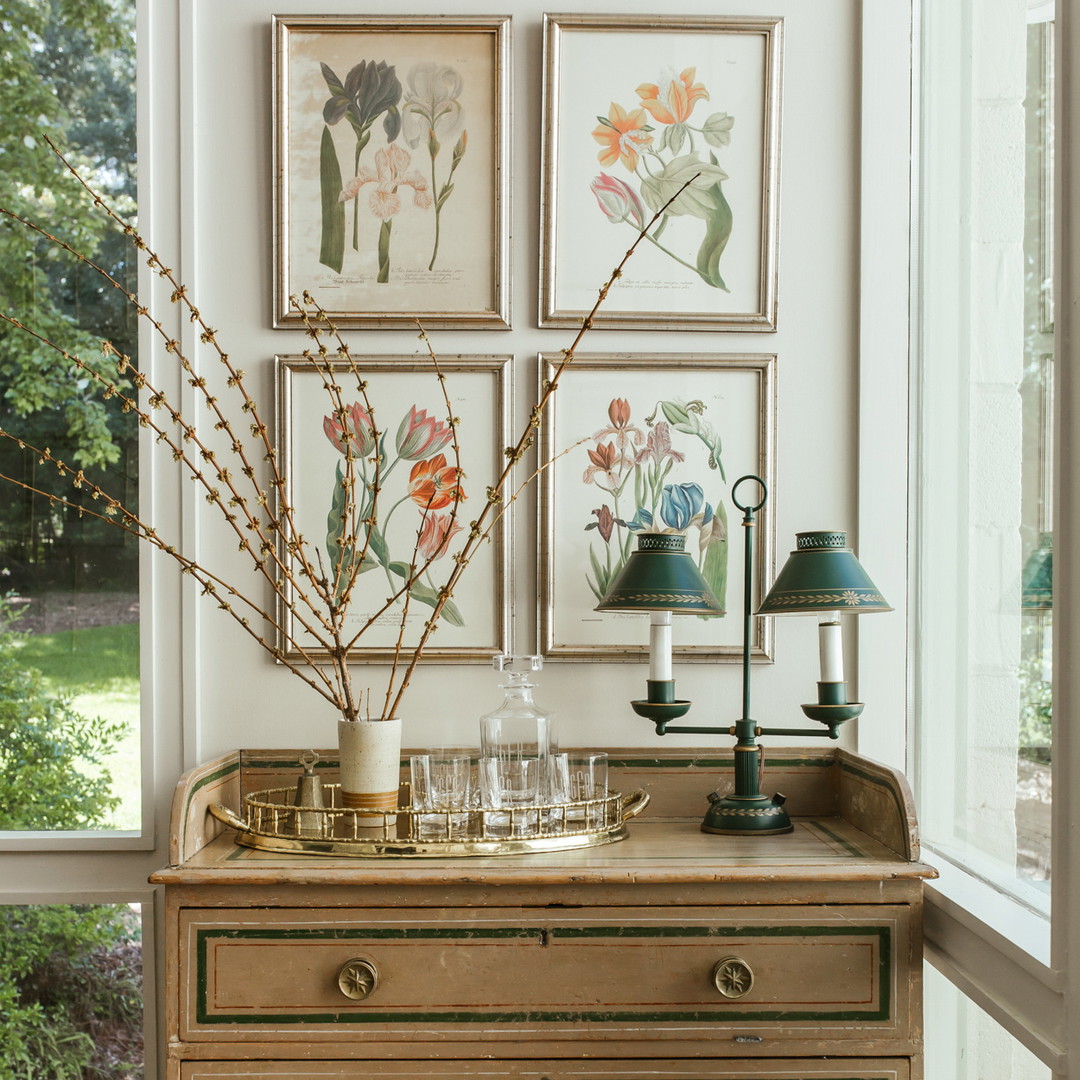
[
  {"left": 712, "top": 956, "right": 754, "bottom": 999},
  {"left": 338, "top": 958, "right": 379, "bottom": 1000}
]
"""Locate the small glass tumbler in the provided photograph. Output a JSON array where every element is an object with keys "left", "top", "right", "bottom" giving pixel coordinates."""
[
  {"left": 545, "top": 753, "right": 571, "bottom": 833},
  {"left": 409, "top": 747, "right": 474, "bottom": 839},
  {"left": 479, "top": 753, "right": 543, "bottom": 837},
  {"left": 564, "top": 751, "right": 609, "bottom": 828}
]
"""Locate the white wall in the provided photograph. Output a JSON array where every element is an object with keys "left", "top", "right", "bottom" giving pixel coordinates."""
[{"left": 166, "top": 0, "right": 866, "bottom": 767}]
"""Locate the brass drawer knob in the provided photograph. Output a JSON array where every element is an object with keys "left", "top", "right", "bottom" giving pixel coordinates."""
[
  {"left": 712, "top": 956, "right": 754, "bottom": 999},
  {"left": 337, "top": 957, "right": 379, "bottom": 1000}
]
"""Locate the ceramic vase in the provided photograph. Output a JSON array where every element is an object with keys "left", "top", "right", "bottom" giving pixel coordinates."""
[{"left": 337, "top": 717, "right": 402, "bottom": 817}]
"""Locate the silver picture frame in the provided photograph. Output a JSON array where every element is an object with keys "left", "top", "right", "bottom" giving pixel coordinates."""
[
  {"left": 276, "top": 354, "right": 512, "bottom": 661},
  {"left": 273, "top": 15, "right": 512, "bottom": 329},
  {"left": 540, "top": 13, "right": 783, "bottom": 332},
  {"left": 538, "top": 352, "right": 777, "bottom": 661}
]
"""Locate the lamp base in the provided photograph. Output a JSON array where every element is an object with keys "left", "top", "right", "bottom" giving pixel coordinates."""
[{"left": 701, "top": 792, "right": 794, "bottom": 835}]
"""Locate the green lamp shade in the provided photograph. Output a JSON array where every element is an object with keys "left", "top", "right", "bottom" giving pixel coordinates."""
[
  {"left": 758, "top": 531, "right": 892, "bottom": 615},
  {"left": 1022, "top": 532, "right": 1053, "bottom": 611},
  {"left": 595, "top": 533, "right": 725, "bottom": 615}
]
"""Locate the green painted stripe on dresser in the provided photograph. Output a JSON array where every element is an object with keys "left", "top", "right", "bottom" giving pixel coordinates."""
[
  {"left": 806, "top": 819, "right": 867, "bottom": 857},
  {"left": 838, "top": 761, "right": 907, "bottom": 828},
  {"left": 182, "top": 759, "right": 241, "bottom": 852},
  {"left": 603, "top": 756, "right": 832, "bottom": 769},
  {"left": 244, "top": 755, "right": 830, "bottom": 771},
  {"left": 193, "top": 923, "right": 891, "bottom": 1026}
]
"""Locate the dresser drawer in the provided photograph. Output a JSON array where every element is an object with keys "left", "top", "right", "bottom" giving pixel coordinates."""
[
  {"left": 178, "top": 905, "right": 912, "bottom": 1049},
  {"left": 179, "top": 1060, "right": 912, "bottom": 1079}
]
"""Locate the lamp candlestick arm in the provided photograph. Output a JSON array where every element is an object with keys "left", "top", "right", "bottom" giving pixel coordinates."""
[{"left": 758, "top": 724, "right": 844, "bottom": 740}]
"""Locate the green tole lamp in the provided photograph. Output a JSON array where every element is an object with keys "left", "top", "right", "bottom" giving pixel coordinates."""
[
  {"left": 1021, "top": 532, "right": 1053, "bottom": 611},
  {"left": 597, "top": 475, "right": 891, "bottom": 836}
]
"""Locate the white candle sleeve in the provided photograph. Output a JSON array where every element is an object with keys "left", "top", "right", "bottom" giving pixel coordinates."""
[
  {"left": 649, "top": 611, "right": 673, "bottom": 682},
  {"left": 818, "top": 619, "right": 844, "bottom": 683}
]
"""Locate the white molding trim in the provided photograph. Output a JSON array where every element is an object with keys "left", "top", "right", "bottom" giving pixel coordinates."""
[
  {"left": 925, "top": 888, "right": 1065, "bottom": 1070},
  {"left": 855, "top": 0, "right": 913, "bottom": 771},
  {"left": 179, "top": 0, "right": 202, "bottom": 773}
]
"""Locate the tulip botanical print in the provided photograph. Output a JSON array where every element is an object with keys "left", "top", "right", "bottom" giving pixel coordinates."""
[
  {"left": 323, "top": 401, "right": 467, "bottom": 621},
  {"left": 278, "top": 355, "right": 511, "bottom": 659},
  {"left": 539, "top": 354, "right": 776, "bottom": 661},
  {"left": 274, "top": 17, "right": 509, "bottom": 328},
  {"left": 541, "top": 15, "right": 782, "bottom": 331}
]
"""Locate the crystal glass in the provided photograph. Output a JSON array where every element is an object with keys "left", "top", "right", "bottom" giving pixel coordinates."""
[
  {"left": 564, "top": 751, "right": 609, "bottom": 828},
  {"left": 409, "top": 747, "right": 474, "bottom": 839},
  {"left": 480, "top": 753, "right": 543, "bottom": 837}
]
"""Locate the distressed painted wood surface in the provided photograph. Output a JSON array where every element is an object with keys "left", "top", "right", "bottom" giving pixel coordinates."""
[
  {"left": 160, "top": 746, "right": 932, "bottom": 875},
  {"left": 157, "top": 749, "right": 931, "bottom": 1080},
  {"left": 179, "top": 903, "right": 909, "bottom": 1046},
  {"left": 178, "top": 1058, "right": 912, "bottom": 1079},
  {"left": 154, "top": 817, "right": 931, "bottom": 888}
]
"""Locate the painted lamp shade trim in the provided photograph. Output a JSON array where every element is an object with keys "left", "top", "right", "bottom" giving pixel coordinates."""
[
  {"left": 758, "top": 531, "right": 892, "bottom": 615},
  {"left": 595, "top": 534, "right": 725, "bottom": 615}
]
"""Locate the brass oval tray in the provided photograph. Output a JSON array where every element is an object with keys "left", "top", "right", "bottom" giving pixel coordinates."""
[{"left": 209, "top": 785, "right": 650, "bottom": 858}]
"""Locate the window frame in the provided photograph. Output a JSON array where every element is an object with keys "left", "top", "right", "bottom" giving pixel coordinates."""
[
  {"left": 0, "top": 0, "right": 158, "bottom": 854},
  {"left": 0, "top": 4, "right": 190, "bottom": 1077},
  {"left": 859, "top": 1, "right": 1079, "bottom": 1074}
]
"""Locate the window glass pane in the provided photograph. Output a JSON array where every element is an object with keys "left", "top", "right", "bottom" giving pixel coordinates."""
[
  {"left": 0, "top": 903, "right": 143, "bottom": 1078},
  {"left": 924, "top": 964, "right": 1050, "bottom": 1078},
  {"left": 914, "top": 2, "right": 1053, "bottom": 907},
  {"left": 0, "top": 0, "right": 138, "bottom": 831}
]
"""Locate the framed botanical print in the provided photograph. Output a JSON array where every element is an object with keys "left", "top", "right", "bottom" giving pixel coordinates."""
[
  {"left": 538, "top": 353, "right": 776, "bottom": 661},
  {"left": 276, "top": 354, "right": 511, "bottom": 660},
  {"left": 540, "top": 14, "right": 783, "bottom": 331},
  {"left": 273, "top": 15, "right": 511, "bottom": 329}
]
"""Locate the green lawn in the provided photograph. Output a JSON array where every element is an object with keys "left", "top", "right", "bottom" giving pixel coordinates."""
[{"left": 16, "top": 624, "right": 141, "bottom": 831}]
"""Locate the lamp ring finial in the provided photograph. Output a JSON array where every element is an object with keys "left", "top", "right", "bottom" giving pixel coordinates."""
[{"left": 732, "top": 474, "right": 767, "bottom": 515}]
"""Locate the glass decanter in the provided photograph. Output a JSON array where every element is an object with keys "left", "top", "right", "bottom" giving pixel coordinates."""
[{"left": 478, "top": 655, "right": 557, "bottom": 834}]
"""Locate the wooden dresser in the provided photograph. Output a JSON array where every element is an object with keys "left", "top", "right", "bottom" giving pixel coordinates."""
[{"left": 152, "top": 747, "right": 936, "bottom": 1080}]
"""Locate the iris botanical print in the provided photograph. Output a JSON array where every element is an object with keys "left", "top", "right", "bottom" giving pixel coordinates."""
[
  {"left": 591, "top": 68, "right": 735, "bottom": 291},
  {"left": 582, "top": 396, "right": 730, "bottom": 609},
  {"left": 274, "top": 17, "right": 508, "bottom": 328},
  {"left": 319, "top": 60, "right": 468, "bottom": 281}
]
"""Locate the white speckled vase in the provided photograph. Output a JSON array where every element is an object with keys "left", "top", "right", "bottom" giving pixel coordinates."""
[{"left": 337, "top": 717, "right": 401, "bottom": 819}]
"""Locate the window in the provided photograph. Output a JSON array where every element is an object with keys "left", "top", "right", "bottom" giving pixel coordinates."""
[
  {"left": 924, "top": 963, "right": 1051, "bottom": 1077},
  {"left": 907, "top": 0, "right": 1077, "bottom": 1073},
  {"left": 0, "top": 902, "right": 143, "bottom": 1078},
  {"left": 0, "top": 0, "right": 139, "bottom": 835},
  {"left": 913, "top": 0, "right": 1054, "bottom": 922},
  {"left": 0, "top": 3, "right": 147, "bottom": 1074}
]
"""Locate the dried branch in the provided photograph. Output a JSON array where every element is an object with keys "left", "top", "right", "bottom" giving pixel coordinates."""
[
  {"left": 0, "top": 136, "right": 689, "bottom": 723},
  {"left": 381, "top": 187, "right": 690, "bottom": 719}
]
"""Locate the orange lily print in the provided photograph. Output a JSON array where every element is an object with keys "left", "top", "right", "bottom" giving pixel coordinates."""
[
  {"left": 408, "top": 453, "right": 466, "bottom": 510},
  {"left": 592, "top": 102, "right": 653, "bottom": 171},
  {"left": 589, "top": 66, "right": 734, "bottom": 291},
  {"left": 636, "top": 68, "right": 709, "bottom": 125}
]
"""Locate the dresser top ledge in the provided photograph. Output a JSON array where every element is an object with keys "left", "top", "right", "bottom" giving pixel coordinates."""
[{"left": 153, "top": 746, "right": 935, "bottom": 885}]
